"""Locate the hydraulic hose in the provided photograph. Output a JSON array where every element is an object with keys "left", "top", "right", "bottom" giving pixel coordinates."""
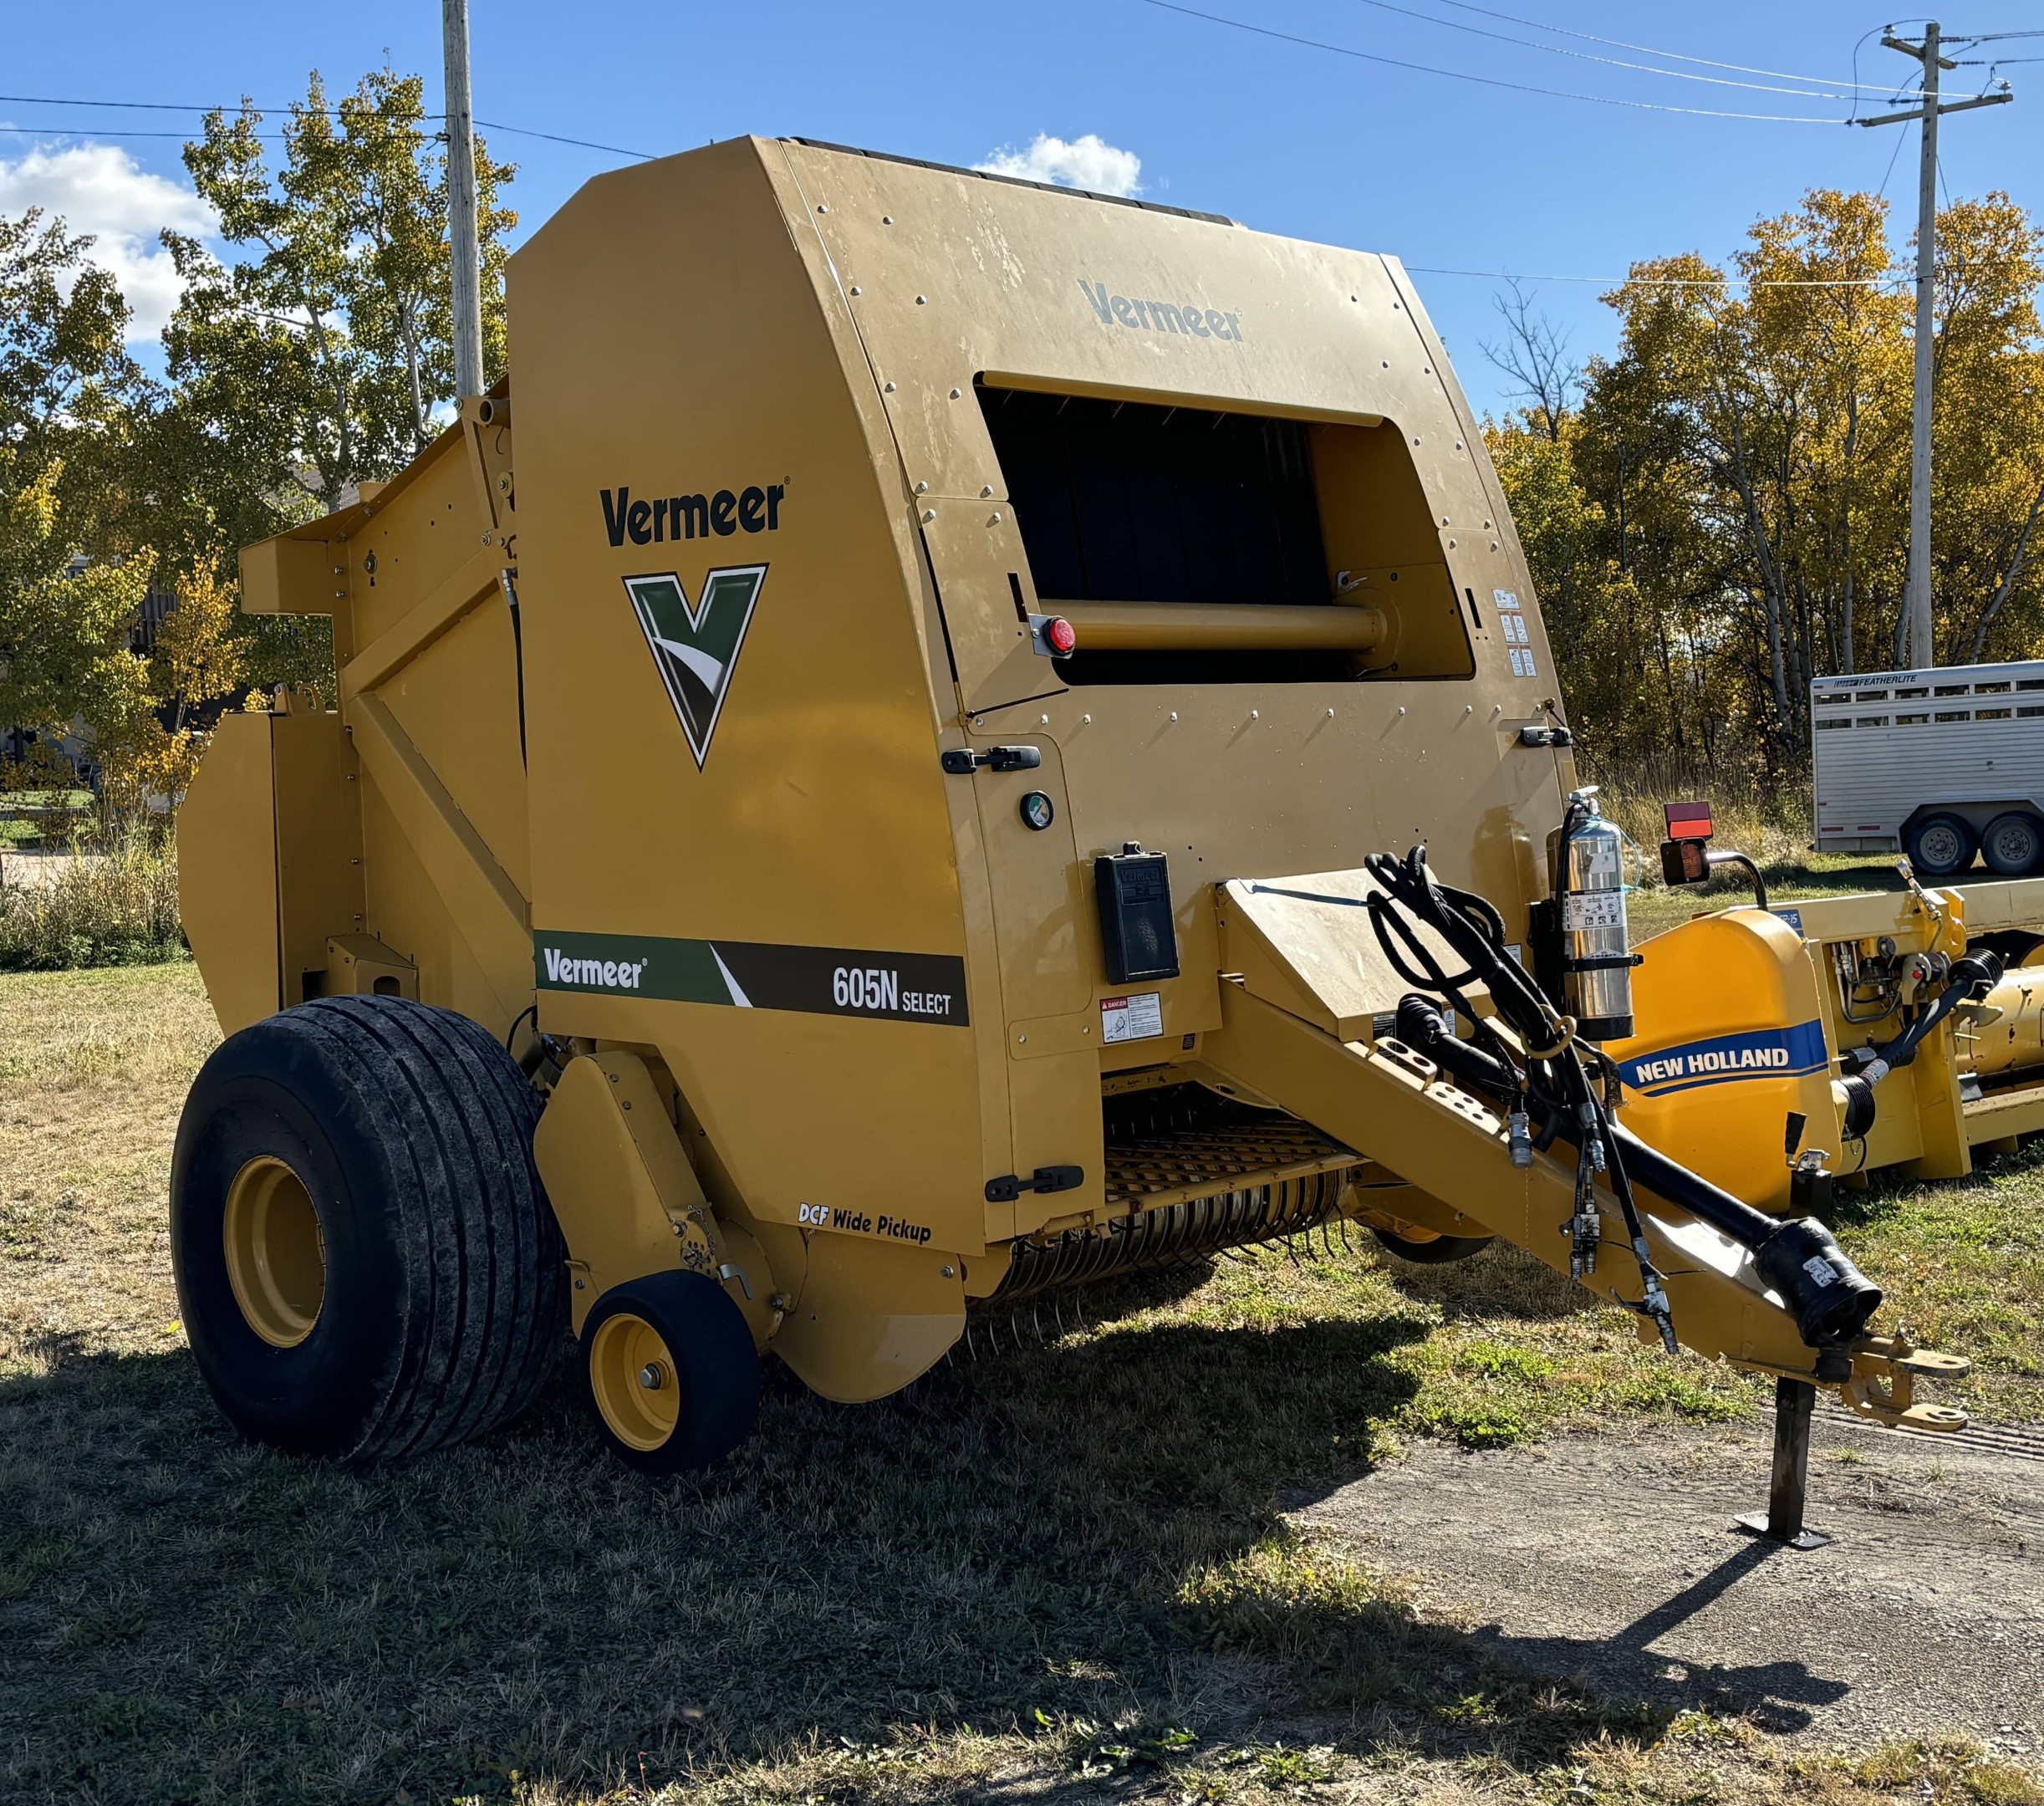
[{"left": 1365, "top": 846, "right": 1883, "bottom": 1353}]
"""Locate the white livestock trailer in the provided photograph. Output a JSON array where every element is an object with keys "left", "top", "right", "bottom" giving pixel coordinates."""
[{"left": 1812, "top": 659, "right": 2044, "bottom": 876}]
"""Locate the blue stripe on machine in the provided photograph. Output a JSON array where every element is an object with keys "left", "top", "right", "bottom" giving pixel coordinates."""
[{"left": 1618, "top": 1020, "right": 1828, "bottom": 1098}]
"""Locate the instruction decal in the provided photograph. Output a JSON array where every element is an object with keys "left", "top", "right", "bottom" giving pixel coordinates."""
[
  {"left": 1494, "top": 590, "right": 1537, "bottom": 677},
  {"left": 1101, "top": 991, "right": 1165, "bottom": 1043},
  {"left": 537, "top": 930, "right": 968, "bottom": 1026}
]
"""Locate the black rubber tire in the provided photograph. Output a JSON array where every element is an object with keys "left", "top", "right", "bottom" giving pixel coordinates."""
[
  {"left": 1905, "top": 811, "right": 1979, "bottom": 879},
  {"left": 1981, "top": 811, "right": 2044, "bottom": 878},
  {"left": 1370, "top": 1227, "right": 1496, "bottom": 1265},
  {"left": 580, "top": 1271, "right": 760, "bottom": 1474},
  {"left": 170, "top": 997, "right": 566, "bottom": 1465}
]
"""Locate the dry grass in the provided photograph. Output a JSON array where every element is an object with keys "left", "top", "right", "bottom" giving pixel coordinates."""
[{"left": 1, "top": 967, "right": 2038, "bottom": 1805}]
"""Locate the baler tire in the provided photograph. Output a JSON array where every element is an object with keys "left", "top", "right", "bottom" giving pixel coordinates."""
[
  {"left": 1370, "top": 1226, "right": 1495, "bottom": 1265},
  {"left": 580, "top": 1272, "right": 760, "bottom": 1473},
  {"left": 170, "top": 997, "right": 566, "bottom": 1466}
]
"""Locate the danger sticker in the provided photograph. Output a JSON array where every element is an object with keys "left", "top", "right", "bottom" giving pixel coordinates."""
[
  {"left": 1562, "top": 891, "right": 1625, "bottom": 931},
  {"left": 1101, "top": 992, "right": 1165, "bottom": 1043}
]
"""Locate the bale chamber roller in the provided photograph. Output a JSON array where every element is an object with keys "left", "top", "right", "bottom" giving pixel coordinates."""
[{"left": 171, "top": 136, "right": 1968, "bottom": 1497}]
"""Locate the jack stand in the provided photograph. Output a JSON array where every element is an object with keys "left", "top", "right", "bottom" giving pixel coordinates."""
[{"left": 1735, "top": 1375, "right": 1831, "bottom": 1550}]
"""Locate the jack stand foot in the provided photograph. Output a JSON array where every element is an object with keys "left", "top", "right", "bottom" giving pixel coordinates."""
[{"left": 1733, "top": 1375, "right": 1832, "bottom": 1550}]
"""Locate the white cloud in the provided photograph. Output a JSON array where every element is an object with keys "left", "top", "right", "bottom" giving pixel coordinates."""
[
  {"left": 975, "top": 133, "right": 1142, "bottom": 198},
  {"left": 0, "top": 143, "right": 217, "bottom": 341}
]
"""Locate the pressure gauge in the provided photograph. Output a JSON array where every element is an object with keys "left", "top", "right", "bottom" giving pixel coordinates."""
[{"left": 1019, "top": 791, "right": 1055, "bottom": 831}]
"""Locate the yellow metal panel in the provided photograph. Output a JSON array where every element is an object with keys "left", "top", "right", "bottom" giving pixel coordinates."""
[
  {"left": 771, "top": 1232, "right": 966, "bottom": 1403},
  {"left": 346, "top": 691, "right": 531, "bottom": 1029},
  {"left": 535, "top": 1051, "right": 762, "bottom": 1334},
  {"left": 511, "top": 139, "right": 995, "bottom": 1245},
  {"left": 272, "top": 711, "right": 366, "bottom": 1005},
  {"left": 375, "top": 593, "right": 533, "bottom": 898},
  {"left": 323, "top": 934, "right": 416, "bottom": 998},
  {"left": 340, "top": 543, "right": 503, "bottom": 698},
  {"left": 240, "top": 533, "right": 344, "bottom": 618},
  {"left": 177, "top": 711, "right": 280, "bottom": 1033}
]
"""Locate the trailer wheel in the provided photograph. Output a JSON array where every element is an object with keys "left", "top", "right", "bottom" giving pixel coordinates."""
[
  {"left": 1371, "top": 1226, "right": 1495, "bottom": 1265},
  {"left": 582, "top": 1272, "right": 759, "bottom": 1472},
  {"left": 170, "top": 997, "right": 565, "bottom": 1465},
  {"left": 1905, "top": 811, "right": 1978, "bottom": 878},
  {"left": 1981, "top": 812, "right": 2044, "bottom": 877}
]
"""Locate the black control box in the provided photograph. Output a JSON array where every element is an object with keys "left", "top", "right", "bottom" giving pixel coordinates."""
[{"left": 1094, "top": 844, "right": 1180, "bottom": 985}]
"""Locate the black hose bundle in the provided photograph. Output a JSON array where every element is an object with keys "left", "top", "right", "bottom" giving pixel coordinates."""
[{"left": 1362, "top": 846, "right": 1883, "bottom": 1355}]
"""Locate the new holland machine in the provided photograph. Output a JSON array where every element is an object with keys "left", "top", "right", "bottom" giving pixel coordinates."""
[{"left": 171, "top": 136, "right": 2043, "bottom": 1539}]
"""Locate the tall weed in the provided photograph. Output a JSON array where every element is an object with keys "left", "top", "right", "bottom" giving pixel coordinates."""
[{"left": 0, "top": 829, "right": 185, "bottom": 971}]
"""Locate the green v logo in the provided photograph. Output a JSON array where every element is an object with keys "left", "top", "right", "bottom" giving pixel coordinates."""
[{"left": 623, "top": 564, "right": 767, "bottom": 768}]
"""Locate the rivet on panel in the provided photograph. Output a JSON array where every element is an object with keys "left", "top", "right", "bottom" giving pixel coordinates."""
[
  {"left": 923, "top": 508, "right": 937, "bottom": 522},
  {"left": 1491, "top": 541, "right": 1500, "bottom": 551},
  {"left": 1412, "top": 436, "right": 1423, "bottom": 446},
  {"left": 915, "top": 480, "right": 929, "bottom": 493},
  {"left": 1455, "top": 440, "right": 1465, "bottom": 451},
  {"left": 990, "top": 511, "right": 1002, "bottom": 523},
  {"left": 1484, "top": 520, "right": 1493, "bottom": 529},
  {"left": 1440, "top": 516, "right": 1450, "bottom": 526},
  {"left": 1449, "top": 538, "right": 1457, "bottom": 548},
  {"left": 915, "top": 294, "right": 927, "bottom": 305},
  {"left": 817, "top": 203, "right": 828, "bottom": 213},
  {"left": 849, "top": 285, "right": 862, "bottom": 296},
  {"left": 980, "top": 485, "right": 994, "bottom": 497},
  {"left": 1250, "top": 709, "right": 1259, "bottom": 720},
  {"left": 1017, "top": 1034, "right": 1027, "bottom": 1044},
  {"left": 1170, "top": 711, "right": 1179, "bottom": 722},
  {"left": 1041, "top": 714, "right": 1050, "bottom": 725},
  {"left": 950, "top": 387, "right": 961, "bottom": 399},
  {"left": 884, "top": 380, "right": 896, "bottom": 392},
  {"left": 1398, "top": 705, "right": 1408, "bottom": 716},
  {"left": 1326, "top": 707, "right": 1335, "bottom": 717},
  {"left": 883, "top": 215, "right": 895, "bottom": 225},
  {"left": 1083, "top": 713, "right": 1092, "bottom": 724}
]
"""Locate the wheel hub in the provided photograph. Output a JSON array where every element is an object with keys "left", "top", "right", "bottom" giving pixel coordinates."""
[
  {"left": 222, "top": 1156, "right": 327, "bottom": 1349},
  {"left": 590, "top": 1312, "right": 681, "bottom": 1450}
]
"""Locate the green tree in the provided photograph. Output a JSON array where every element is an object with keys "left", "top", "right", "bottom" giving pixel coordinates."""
[
  {"left": 161, "top": 67, "right": 516, "bottom": 526},
  {"left": 0, "top": 210, "right": 154, "bottom": 755}
]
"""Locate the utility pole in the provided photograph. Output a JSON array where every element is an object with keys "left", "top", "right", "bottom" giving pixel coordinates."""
[
  {"left": 441, "top": 0, "right": 484, "bottom": 400},
  {"left": 1858, "top": 26, "right": 2012, "bottom": 670}
]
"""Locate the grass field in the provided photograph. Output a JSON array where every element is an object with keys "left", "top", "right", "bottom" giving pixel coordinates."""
[{"left": 3, "top": 961, "right": 2040, "bottom": 1805}]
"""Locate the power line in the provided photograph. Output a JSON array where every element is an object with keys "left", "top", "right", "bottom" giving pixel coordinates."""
[
  {"left": 0, "top": 94, "right": 654, "bottom": 159},
  {"left": 1346, "top": 0, "right": 1892, "bottom": 99},
  {"left": 1420, "top": 0, "right": 1897, "bottom": 89},
  {"left": 1137, "top": 0, "right": 1851, "bottom": 120},
  {"left": 1408, "top": 265, "right": 1909, "bottom": 287},
  {"left": 474, "top": 118, "right": 651, "bottom": 160}
]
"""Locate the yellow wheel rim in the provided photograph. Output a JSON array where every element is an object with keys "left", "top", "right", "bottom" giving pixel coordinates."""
[
  {"left": 222, "top": 1156, "right": 327, "bottom": 1348},
  {"left": 589, "top": 1312, "right": 680, "bottom": 1451}
]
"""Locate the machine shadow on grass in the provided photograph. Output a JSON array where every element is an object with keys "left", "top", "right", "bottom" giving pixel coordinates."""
[{"left": 1, "top": 1281, "right": 1822, "bottom": 1806}]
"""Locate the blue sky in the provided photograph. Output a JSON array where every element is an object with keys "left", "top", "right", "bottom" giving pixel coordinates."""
[{"left": 3, "top": 0, "right": 2040, "bottom": 417}]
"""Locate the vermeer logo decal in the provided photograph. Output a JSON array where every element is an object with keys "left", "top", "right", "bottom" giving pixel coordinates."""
[
  {"left": 623, "top": 565, "right": 767, "bottom": 768},
  {"left": 1078, "top": 278, "right": 1242, "bottom": 342}
]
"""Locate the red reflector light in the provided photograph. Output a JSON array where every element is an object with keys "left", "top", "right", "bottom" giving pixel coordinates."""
[
  {"left": 1664, "top": 799, "right": 1714, "bottom": 841},
  {"left": 1045, "top": 615, "right": 1077, "bottom": 656}
]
